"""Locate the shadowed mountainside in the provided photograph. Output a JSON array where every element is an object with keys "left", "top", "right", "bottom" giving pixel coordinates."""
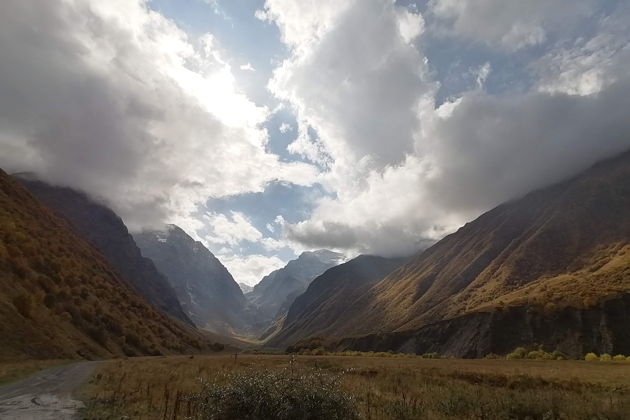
[
  {"left": 17, "top": 177, "right": 191, "bottom": 326},
  {"left": 247, "top": 250, "right": 344, "bottom": 321},
  {"left": 135, "top": 225, "right": 257, "bottom": 335},
  {"left": 0, "top": 169, "right": 211, "bottom": 359},
  {"left": 267, "top": 255, "right": 407, "bottom": 347}
]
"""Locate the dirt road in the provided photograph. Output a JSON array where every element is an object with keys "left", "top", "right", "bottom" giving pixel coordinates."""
[{"left": 0, "top": 361, "right": 100, "bottom": 419}]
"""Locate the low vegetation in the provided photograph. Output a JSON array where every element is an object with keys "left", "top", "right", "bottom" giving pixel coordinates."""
[
  {"left": 0, "top": 358, "right": 74, "bottom": 385},
  {"left": 80, "top": 354, "right": 630, "bottom": 419}
]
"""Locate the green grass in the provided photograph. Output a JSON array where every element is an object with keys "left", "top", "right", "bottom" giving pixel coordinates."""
[{"left": 79, "top": 354, "right": 630, "bottom": 419}]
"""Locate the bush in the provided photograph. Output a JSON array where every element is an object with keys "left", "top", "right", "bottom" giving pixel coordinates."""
[
  {"left": 526, "top": 350, "right": 553, "bottom": 360},
  {"left": 584, "top": 353, "right": 598, "bottom": 361},
  {"left": 187, "top": 368, "right": 358, "bottom": 419},
  {"left": 421, "top": 352, "right": 440, "bottom": 359},
  {"left": 613, "top": 354, "right": 626, "bottom": 361},
  {"left": 551, "top": 350, "right": 567, "bottom": 360},
  {"left": 506, "top": 347, "right": 527, "bottom": 360},
  {"left": 13, "top": 294, "right": 34, "bottom": 318},
  {"left": 599, "top": 353, "right": 612, "bottom": 362},
  {"left": 484, "top": 353, "right": 499, "bottom": 359}
]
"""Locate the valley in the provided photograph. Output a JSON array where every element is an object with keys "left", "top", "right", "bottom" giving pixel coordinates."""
[{"left": 76, "top": 354, "right": 630, "bottom": 419}]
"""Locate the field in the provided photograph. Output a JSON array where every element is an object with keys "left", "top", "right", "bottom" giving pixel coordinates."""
[
  {"left": 0, "top": 358, "right": 74, "bottom": 386},
  {"left": 79, "top": 354, "right": 630, "bottom": 419}
]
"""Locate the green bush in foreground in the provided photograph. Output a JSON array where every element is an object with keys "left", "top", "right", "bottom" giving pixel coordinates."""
[
  {"left": 506, "top": 347, "right": 528, "bottom": 359},
  {"left": 613, "top": 354, "right": 626, "bottom": 361},
  {"left": 585, "top": 353, "right": 598, "bottom": 361},
  {"left": 600, "top": 353, "right": 612, "bottom": 362},
  {"left": 187, "top": 368, "right": 358, "bottom": 420}
]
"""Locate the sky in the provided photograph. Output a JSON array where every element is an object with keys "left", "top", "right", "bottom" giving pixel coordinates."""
[{"left": 1, "top": 0, "right": 629, "bottom": 285}]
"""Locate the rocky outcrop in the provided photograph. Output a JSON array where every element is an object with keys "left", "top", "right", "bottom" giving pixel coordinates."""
[{"left": 336, "top": 294, "right": 630, "bottom": 358}]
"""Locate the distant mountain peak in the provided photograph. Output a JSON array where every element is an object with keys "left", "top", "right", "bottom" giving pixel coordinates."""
[
  {"left": 134, "top": 225, "right": 259, "bottom": 336},
  {"left": 247, "top": 249, "right": 345, "bottom": 325}
]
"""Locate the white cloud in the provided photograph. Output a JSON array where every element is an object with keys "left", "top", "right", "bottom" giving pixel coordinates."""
[
  {"left": 278, "top": 122, "right": 293, "bottom": 133},
  {"left": 202, "top": 211, "right": 263, "bottom": 246},
  {"left": 428, "top": 0, "right": 597, "bottom": 50},
  {"left": 533, "top": 4, "right": 630, "bottom": 96},
  {"left": 0, "top": 0, "right": 318, "bottom": 231},
  {"left": 264, "top": 0, "right": 630, "bottom": 257},
  {"left": 240, "top": 62, "right": 255, "bottom": 72},
  {"left": 219, "top": 253, "right": 286, "bottom": 286}
]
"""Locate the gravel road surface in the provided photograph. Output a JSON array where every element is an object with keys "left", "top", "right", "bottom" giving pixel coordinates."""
[{"left": 0, "top": 361, "right": 100, "bottom": 419}]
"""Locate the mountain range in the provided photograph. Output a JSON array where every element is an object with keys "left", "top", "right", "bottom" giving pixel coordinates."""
[
  {"left": 2, "top": 149, "right": 630, "bottom": 360},
  {"left": 134, "top": 225, "right": 257, "bottom": 335},
  {"left": 277, "top": 150, "right": 630, "bottom": 357},
  {"left": 0, "top": 169, "right": 210, "bottom": 359},
  {"left": 247, "top": 250, "right": 344, "bottom": 321},
  {"left": 16, "top": 177, "right": 192, "bottom": 326}
]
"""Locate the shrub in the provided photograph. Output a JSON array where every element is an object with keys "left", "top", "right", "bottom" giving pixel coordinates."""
[
  {"left": 187, "top": 368, "right": 358, "bottom": 419},
  {"left": 421, "top": 352, "right": 440, "bottom": 359},
  {"left": 506, "top": 347, "right": 527, "bottom": 360},
  {"left": 551, "top": 350, "right": 567, "bottom": 360},
  {"left": 484, "top": 353, "right": 499, "bottom": 359},
  {"left": 526, "top": 350, "right": 553, "bottom": 360},
  {"left": 613, "top": 354, "right": 626, "bottom": 361},
  {"left": 13, "top": 294, "right": 34, "bottom": 318},
  {"left": 584, "top": 353, "right": 598, "bottom": 361},
  {"left": 599, "top": 353, "right": 612, "bottom": 362}
]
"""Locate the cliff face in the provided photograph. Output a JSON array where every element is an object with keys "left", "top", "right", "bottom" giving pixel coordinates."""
[
  {"left": 336, "top": 293, "right": 630, "bottom": 358},
  {"left": 135, "top": 225, "right": 257, "bottom": 335},
  {"left": 17, "top": 177, "right": 192, "bottom": 325}
]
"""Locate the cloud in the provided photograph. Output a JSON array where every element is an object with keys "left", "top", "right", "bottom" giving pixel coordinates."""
[
  {"left": 0, "top": 0, "right": 318, "bottom": 231},
  {"left": 240, "top": 62, "right": 255, "bottom": 72},
  {"left": 427, "top": 0, "right": 598, "bottom": 50},
  {"left": 278, "top": 123, "right": 293, "bottom": 133},
  {"left": 264, "top": 0, "right": 630, "bottom": 256},
  {"left": 219, "top": 253, "right": 286, "bottom": 286},
  {"left": 201, "top": 211, "right": 263, "bottom": 246}
]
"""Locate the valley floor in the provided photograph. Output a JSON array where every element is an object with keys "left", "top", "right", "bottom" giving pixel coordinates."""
[{"left": 79, "top": 354, "right": 630, "bottom": 419}]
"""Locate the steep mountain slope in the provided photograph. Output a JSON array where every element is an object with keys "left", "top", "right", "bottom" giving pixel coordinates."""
[
  {"left": 248, "top": 250, "right": 344, "bottom": 320},
  {"left": 16, "top": 177, "right": 191, "bottom": 325},
  {"left": 305, "top": 151, "right": 630, "bottom": 356},
  {"left": 239, "top": 283, "right": 253, "bottom": 294},
  {"left": 267, "top": 255, "right": 406, "bottom": 347},
  {"left": 134, "top": 226, "right": 255, "bottom": 335},
  {"left": 0, "top": 169, "right": 210, "bottom": 359}
]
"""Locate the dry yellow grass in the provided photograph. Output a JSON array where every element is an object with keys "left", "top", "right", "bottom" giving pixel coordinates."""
[
  {"left": 0, "top": 358, "right": 75, "bottom": 386},
  {"left": 80, "top": 354, "right": 630, "bottom": 419}
]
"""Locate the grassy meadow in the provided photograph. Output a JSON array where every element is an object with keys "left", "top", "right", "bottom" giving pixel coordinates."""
[
  {"left": 78, "top": 354, "right": 630, "bottom": 419},
  {"left": 0, "top": 358, "right": 75, "bottom": 386}
]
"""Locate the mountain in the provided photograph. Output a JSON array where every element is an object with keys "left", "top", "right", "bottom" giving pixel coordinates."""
[
  {"left": 266, "top": 255, "right": 406, "bottom": 347},
  {"left": 239, "top": 283, "right": 253, "bottom": 294},
  {"left": 16, "top": 177, "right": 191, "bottom": 325},
  {"left": 247, "top": 250, "right": 344, "bottom": 320},
  {"left": 290, "top": 151, "right": 630, "bottom": 357},
  {"left": 134, "top": 225, "right": 256, "bottom": 335},
  {"left": 0, "top": 169, "right": 212, "bottom": 359}
]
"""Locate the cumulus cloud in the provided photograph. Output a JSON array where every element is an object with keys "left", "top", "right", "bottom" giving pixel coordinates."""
[
  {"left": 201, "top": 211, "right": 263, "bottom": 246},
  {"left": 219, "top": 253, "right": 286, "bottom": 286},
  {"left": 428, "top": 0, "right": 597, "bottom": 50},
  {"left": 0, "top": 0, "right": 317, "bottom": 231},
  {"left": 263, "top": 0, "right": 630, "bottom": 256},
  {"left": 278, "top": 123, "right": 293, "bottom": 134}
]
